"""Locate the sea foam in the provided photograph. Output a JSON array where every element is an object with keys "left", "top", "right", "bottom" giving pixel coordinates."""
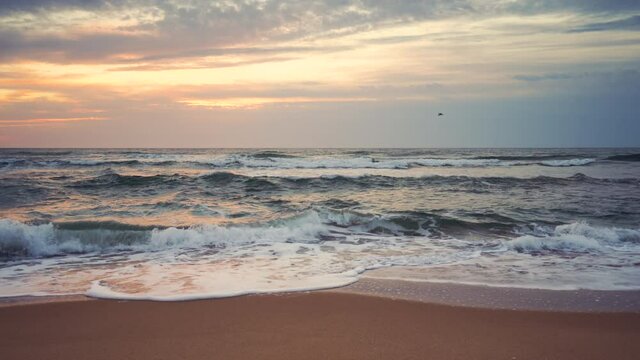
[
  {"left": 1, "top": 216, "right": 639, "bottom": 299},
  {"left": 507, "top": 222, "right": 640, "bottom": 253}
]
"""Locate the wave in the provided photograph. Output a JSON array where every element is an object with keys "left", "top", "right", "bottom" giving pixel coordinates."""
[
  {"left": 70, "top": 173, "right": 185, "bottom": 188},
  {"left": 2, "top": 216, "right": 639, "bottom": 299},
  {"left": 212, "top": 172, "right": 636, "bottom": 189},
  {"left": 507, "top": 222, "right": 640, "bottom": 254},
  {"left": 472, "top": 154, "right": 583, "bottom": 161},
  {"left": 0, "top": 213, "right": 328, "bottom": 258},
  {"left": 0, "top": 219, "right": 156, "bottom": 257},
  {"left": 536, "top": 158, "right": 595, "bottom": 167},
  {"left": 247, "top": 151, "right": 298, "bottom": 159},
  {"left": 0, "top": 158, "right": 180, "bottom": 169},
  {"left": 29, "top": 171, "right": 640, "bottom": 195},
  {"left": 5, "top": 206, "right": 637, "bottom": 260},
  {"left": 606, "top": 153, "right": 640, "bottom": 162},
  {"left": 204, "top": 156, "right": 597, "bottom": 169},
  {"left": 0, "top": 209, "right": 504, "bottom": 258},
  {"left": 1, "top": 155, "right": 598, "bottom": 170}
]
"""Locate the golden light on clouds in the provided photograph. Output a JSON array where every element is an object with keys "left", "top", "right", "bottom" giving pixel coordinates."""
[
  {"left": 0, "top": 1, "right": 638, "bottom": 146},
  {"left": 0, "top": 117, "right": 106, "bottom": 127},
  {"left": 0, "top": 89, "right": 72, "bottom": 103},
  {"left": 178, "top": 97, "right": 376, "bottom": 109}
]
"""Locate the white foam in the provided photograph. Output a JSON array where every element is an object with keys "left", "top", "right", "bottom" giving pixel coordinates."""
[
  {"left": 0, "top": 219, "right": 57, "bottom": 257},
  {"left": 538, "top": 158, "right": 596, "bottom": 167},
  {"left": 148, "top": 211, "right": 328, "bottom": 249},
  {"left": 507, "top": 222, "right": 640, "bottom": 253},
  {"left": 85, "top": 272, "right": 361, "bottom": 301},
  {"left": 362, "top": 275, "right": 584, "bottom": 291},
  {"left": 2, "top": 218, "right": 639, "bottom": 300},
  {"left": 0, "top": 212, "right": 331, "bottom": 257}
]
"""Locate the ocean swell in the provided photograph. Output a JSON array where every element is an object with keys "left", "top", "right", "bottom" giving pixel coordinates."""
[{"left": 0, "top": 155, "right": 599, "bottom": 170}]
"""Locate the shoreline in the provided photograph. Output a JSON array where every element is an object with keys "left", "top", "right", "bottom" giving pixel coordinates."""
[
  {"left": 1, "top": 291, "right": 639, "bottom": 360},
  {"left": 3, "top": 278, "right": 640, "bottom": 313},
  {"left": 334, "top": 277, "right": 640, "bottom": 312},
  {"left": 0, "top": 294, "right": 92, "bottom": 308}
]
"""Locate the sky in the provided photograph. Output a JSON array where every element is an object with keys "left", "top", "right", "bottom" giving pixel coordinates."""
[{"left": 0, "top": 0, "right": 639, "bottom": 148}]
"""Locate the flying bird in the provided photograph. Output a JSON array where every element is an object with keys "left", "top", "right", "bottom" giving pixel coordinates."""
[{"left": 438, "top": 112, "right": 444, "bottom": 116}]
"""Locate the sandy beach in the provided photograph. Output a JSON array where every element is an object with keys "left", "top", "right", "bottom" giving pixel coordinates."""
[{"left": 1, "top": 291, "right": 639, "bottom": 360}]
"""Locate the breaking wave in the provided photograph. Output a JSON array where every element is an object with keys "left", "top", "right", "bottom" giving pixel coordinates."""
[
  {"left": 507, "top": 222, "right": 640, "bottom": 254},
  {"left": 2, "top": 212, "right": 640, "bottom": 298},
  {"left": 2, "top": 211, "right": 639, "bottom": 260}
]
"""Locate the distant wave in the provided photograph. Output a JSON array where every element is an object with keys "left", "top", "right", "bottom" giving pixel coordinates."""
[
  {"left": 535, "top": 158, "right": 595, "bottom": 167},
  {"left": 204, "top": 156, "right": 597, "bottom": 169},
  {"left": 70, "top": 173, "right": 185, "bottom": 188},
  {"left": 247, "top": 151, "right": 298, "bottom": 159},
  {"left": 0, "top": 159, "right": 178, "bottom": 168},
  {"left": 472, "top": 154, "right": 582, "bottom": 161},
  {"left": 65, "top": 171, "right": 639, "bottom": 191},
  {"left": 0, "top": 155, "right": 598, "bottom": 170},
  {"left": 606, "top": 153, "right": 640, "bottom": 162}
]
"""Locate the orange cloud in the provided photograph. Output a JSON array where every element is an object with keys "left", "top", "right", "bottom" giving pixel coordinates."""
[
  {"left": 0, "top": 116, "right": 106, "bottom": 127},
  {"left": 0, "top": 89, "right": 72, "bottom": 103},
  {"left": 178, "top": 97, "right": 375, "bottom": 109}
]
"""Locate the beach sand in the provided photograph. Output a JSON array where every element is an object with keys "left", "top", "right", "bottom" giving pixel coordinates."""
[{"left": 1, "top": 291, "right": 639, "bottom": 360}]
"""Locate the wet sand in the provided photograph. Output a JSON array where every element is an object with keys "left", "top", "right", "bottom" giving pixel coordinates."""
[
  {"left": 336, "top": 277, "right": 640, "bottom": 312},
  {"left": 1, "top": 292, "right": 639, "bottom": 360}
]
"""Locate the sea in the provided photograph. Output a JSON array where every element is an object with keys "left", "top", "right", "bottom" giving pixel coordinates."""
[{"left": 0, "top": 148, "right": 639, "bottom": 300}]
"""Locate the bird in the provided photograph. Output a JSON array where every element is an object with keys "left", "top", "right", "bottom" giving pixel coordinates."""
[{"left": 438, "top": 112, "right": 444, "bottom": 116}]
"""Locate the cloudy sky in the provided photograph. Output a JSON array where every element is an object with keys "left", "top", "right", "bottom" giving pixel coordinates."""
[{"left": 0, "top": 0, "right": 638, "bottom": 147}]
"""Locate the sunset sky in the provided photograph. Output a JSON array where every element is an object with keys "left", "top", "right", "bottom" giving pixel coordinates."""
[{"left": 1, "top": 1, "right": 639, "bottom": 147}]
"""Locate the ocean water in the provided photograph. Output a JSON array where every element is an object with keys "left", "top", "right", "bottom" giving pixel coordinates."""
[{"left": 0, "top": 148, "right": 639, "bottom": 300}]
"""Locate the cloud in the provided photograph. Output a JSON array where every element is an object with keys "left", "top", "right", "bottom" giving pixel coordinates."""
[
  {"left": 0, "top": 0, "right": 114, "bottom": 15},
  {"left": 513, "top": 73, "right": 576, "bottom": 82},
  {"left": 361, "top": 34, "right": 427, "bottom": 45},
  {"left": 568, "top": 15, "right": 640, "bottom": 33},
  {"left": 0, "top": 116, "right": 106, "bottom": 127},
  {"left": 111, "top": 56, "right": 297, "bottom": 71},
  {"left": 2, "top": 1, "right": 638, "bottom": 64},
  {"left": 1, "top": 1, "right": 639, "bottom": 147},
  {"left": 511, "top": 69, "right": 640, "bottom": 101},
  {"left": 496, "top": 0, "right": 640, "bottom": 14},
  {"left": 513, "top": 69, "right": 640, "bottom": 83},
  {"left": 130, "top": 45, "right": 354, "bottom": 62}
]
